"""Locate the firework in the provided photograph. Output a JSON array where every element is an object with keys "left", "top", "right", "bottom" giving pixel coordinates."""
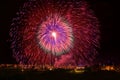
[
  {"left": 37, "top": 14, "right": 73, "bottom": 56},
  {"left": 10, "top": 0, "right": 100, "bottom": 66}
]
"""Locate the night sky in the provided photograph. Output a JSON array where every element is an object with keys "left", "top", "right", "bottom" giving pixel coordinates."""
[{"left": 0, "top": 0, "right": 119, "bottom": 65}]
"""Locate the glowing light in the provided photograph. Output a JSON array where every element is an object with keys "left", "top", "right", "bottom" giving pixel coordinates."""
[
  {"left": 74, "top": 67, "right": 85, "bottom": 73},
  {"left": 69, "top": 67, "right": 85, "bottom": 74},
  {"left": 101, "top": 66, "right": 115, "bottom": 71},
  {"left": 49, "top": 68, "right": 53, "bottom": 71},
  {"left": 74, "top": 69, "right": 85, "bottom": 73},
  {"left": 51, "top": 31, "right": 57, "bottom": 40}
]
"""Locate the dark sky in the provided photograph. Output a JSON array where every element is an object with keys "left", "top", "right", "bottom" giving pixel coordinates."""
[{"left": 0, "top": 0, "right": 119, "bottom": 64}]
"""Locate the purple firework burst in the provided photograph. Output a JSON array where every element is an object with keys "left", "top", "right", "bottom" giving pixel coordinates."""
[{"left": 37, "top": 14, "right": 74, "bottom": 56}]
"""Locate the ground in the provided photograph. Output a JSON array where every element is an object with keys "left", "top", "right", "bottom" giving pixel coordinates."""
[{"left": 0, "top": 65, "right": 120, "bottom": 80}]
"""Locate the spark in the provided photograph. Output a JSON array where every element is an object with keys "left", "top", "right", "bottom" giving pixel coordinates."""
[{"left": 51, "top": 31, "right": 57, "bottom": 40}]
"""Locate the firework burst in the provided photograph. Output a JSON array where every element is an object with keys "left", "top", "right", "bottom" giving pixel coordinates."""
[
  {"left": 10, "top": 0, "right": 100, "bottom": 66},
  {"left": 37, "top": 14, "right": 73, "bottom": 56}
]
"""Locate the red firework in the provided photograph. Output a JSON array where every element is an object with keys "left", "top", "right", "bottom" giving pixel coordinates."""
[{"left": 10, "top": 0, "right": 100, "bottom": 66}]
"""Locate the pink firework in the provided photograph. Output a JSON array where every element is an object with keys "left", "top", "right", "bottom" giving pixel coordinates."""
[{"left": 9, "top": 0, "right": 100, "bottom": 66}]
